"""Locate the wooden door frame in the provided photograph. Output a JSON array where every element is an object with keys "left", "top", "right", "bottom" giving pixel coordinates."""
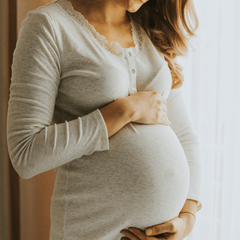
[{"left": 0, "top": 0, "right": 20, "bottom": 239}]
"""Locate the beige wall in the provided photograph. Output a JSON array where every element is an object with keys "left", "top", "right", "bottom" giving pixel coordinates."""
[
  {"left": 17, "top": 1, "right": 56, "bottom": 240},
  {"left": 0, "top": 0, "right": 11, "bottom": 238},
  {"left": 18, "top": 0, "right": 50, "bottom": 33}
]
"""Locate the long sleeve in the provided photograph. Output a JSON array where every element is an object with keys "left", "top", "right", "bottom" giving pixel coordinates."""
[
  {"left": 166, "top": 87, "right": 203, "bottom": 211},
  {"left": 6, "top": 11, "right": 109, "bottom": 180}
]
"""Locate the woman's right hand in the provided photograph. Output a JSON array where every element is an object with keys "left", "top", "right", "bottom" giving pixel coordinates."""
[{"left": 127, "top": 91, "right": 171, "bottom": 126}]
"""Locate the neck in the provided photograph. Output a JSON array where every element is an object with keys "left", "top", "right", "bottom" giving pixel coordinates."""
[{"left": 70, "top": 0, "right": 129, "bottom": 26}]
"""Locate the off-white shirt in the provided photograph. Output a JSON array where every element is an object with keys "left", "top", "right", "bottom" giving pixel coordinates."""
[{"left": 6, "top": 0, "right": 202, "bottom": 239}]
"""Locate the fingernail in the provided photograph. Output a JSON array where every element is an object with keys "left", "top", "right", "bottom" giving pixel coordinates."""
[{"left": 146, "top": 229, "right": 152, "bottom": 235}]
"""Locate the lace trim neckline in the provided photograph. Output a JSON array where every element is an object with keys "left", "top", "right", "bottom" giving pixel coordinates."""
[{"left": 56, "top": 0, "right": 142, "bottom": 59}]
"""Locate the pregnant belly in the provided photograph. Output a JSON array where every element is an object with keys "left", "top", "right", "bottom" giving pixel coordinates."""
[{"left": 63, "top": 122, "right": 190, "bottom": 235}]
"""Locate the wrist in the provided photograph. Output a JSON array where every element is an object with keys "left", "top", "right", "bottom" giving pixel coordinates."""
[
  {"left": 180, "top": 211, "right": 196, "bottom": 219},
  {"left": 118, "top": 96, "right": 138, "bottom": 123},
  {"left": 178, "top": 212, "right": 196, "bottom": 238}
]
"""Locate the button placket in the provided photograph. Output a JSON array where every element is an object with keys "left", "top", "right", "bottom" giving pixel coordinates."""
[{"left": 126, "top": 49, "right": 137, "bottom": 95}]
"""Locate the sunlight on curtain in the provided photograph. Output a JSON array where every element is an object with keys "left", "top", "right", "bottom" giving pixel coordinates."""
[{"left": 177, "top": 0, "right": 240, "bottom": 239}]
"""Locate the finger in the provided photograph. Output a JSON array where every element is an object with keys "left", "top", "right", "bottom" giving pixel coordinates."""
[
  {"left": 161, "top": 114, "right": 170, "bottom": 126},
  {"left": 145, "top": 221, "right": 175, "bottom": 236},
  {"left": 155, "top": 237, "right": 166, "bottom": 240},
  {"left": 161, "top": 96, "right": 167, "bottom": 105},
  {"left": 161, "top": 104, "right": 167, "bottom": 113},
  {"left": 160, "top": 115, "right": 167, "bottom": 126},
  {"left": 128, "top": 228, "right": 160, "bottom": 240},
  {"left": 120, "top": 229, "right": 140, "bottom": 240},
  {"left": 166, "top": 117, "right": 171, "bottom": 125},
  {"left": 128, "top": 228, "right": 152, "bottom": 240}
]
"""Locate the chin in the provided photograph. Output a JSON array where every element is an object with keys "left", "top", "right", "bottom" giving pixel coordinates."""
[
  {"left": 126, "top": 0, "right": 148, "bottom": 13},
  {"left": 127, "top": 7, "right": 141, "bottom": 13}
]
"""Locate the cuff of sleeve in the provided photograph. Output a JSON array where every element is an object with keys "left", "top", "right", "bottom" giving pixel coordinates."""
[
  {"left": 94, "top": 109, "right": 110, "bottom": 151},
  {"left": 186, "top": 194, "right": 202, "bottom": 212},
  {"left": 196, "top": 201, "right": 202, "bottom": 211}
]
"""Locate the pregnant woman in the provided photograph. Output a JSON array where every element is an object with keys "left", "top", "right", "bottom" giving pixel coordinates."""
[{"left": 6, "top": 0, "right": 202, "bottom": 239}]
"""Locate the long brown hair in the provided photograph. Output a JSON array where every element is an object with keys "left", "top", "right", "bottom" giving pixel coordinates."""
[{"left": 130, "top": 0, "right": 199, "bottom": 89}]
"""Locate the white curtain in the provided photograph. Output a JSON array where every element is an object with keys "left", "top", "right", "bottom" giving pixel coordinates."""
[{"left": 177, "top": 0, "right": 240, "bottom": 239}]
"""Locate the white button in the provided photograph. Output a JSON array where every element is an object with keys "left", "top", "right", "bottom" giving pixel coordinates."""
[
  {"left": 131, "top": 69, "right": 136, "bottom": 74},
  {"left": 128, "top": 52, "right": 132, "bottom": 57},
  {"left": 132, "top": 87, "right": 137, "bottom": 92}
]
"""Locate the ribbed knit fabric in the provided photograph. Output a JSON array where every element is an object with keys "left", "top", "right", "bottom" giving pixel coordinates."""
[{"left": 6, "top": 0, "right": 202, "bottom": 239}]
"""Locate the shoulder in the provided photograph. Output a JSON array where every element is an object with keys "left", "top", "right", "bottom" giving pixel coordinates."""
[
  {"left": 22, "top": 0, "right": 71, "bottom": 33},
  {"left": 20, "top": 0, "right": 77, "bottom": 46},
  {"left": 26, "top": 0, "right": 63, "bottom": 19}
]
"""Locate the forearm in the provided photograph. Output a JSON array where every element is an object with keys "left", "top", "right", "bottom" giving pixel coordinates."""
[
  {"left": 178, "top": 199, "right": 198, "bottom": 238},
  {"left": 180, "top": 199, "right": 198, "bottom": 216},
  {"left": 99, "top": 97, "right": 135, "bottom": 138}
]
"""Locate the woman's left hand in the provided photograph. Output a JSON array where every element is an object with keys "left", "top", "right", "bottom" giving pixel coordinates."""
[{"left": 119, "top": 213, "right": 196, "bottom": 240}]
